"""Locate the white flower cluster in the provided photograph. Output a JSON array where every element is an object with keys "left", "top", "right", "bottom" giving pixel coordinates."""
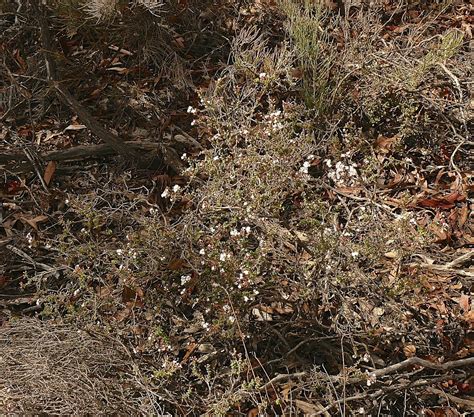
[
  {"left": 115, "top": 245, "right": 138, "bottom": 272},
  {"left": 300, "top": 154, "right": 315, "bottom": 174},
  {"left": 161, "top": 184, "right": 182, "bottom": 200},
  {"left": 229, "top": 226, "right": 252, "bottom": 237},
  {"left": 181, "top": 275, "right": 191, "bottom": 285},
  {"left": 26, "top": 232, "right": 33, "bottom": 248},
  {"left": 219, "top": 252, "right": 231, "bottom": 262},
  {"left": 327, "top": 157, "right": 359, "bottom": 186},
  {"left": 235, "top": 269, "right": 250, "bottom": 289},
  {"left": 366, "top": 371, "right": 377, "bottom": 386},
  {"left": 263, "top": 109, "right": 284, "bottom": 135}
]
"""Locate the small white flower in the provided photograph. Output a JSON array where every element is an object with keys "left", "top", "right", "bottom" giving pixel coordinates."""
[
  {"left": 348, "top": 166, "right": 358, "bottom": 177},
  {"left": 300, "top": 161, "right": 311, "bottom": 174},
  {"left": 187, "top": 106, "right": 197, "bottom": 114},
  {"left": 351, "top": 251, "right": 359, "bottom": 258},
  {"left": 172, "top": 184, "right": 181, "bottom": 193},
  {"left": 116, "top": 249, "right": 123, "bottom": 255},
  {"left": 65, "top": 199, "right": 69, "bottom": 205},
  {"left": 181, "top": 153, "right": 187, "bottom": 160},
  {"left": 199, "top": 248, "right": 205, "bottom": 255},
  {"left": 230, "top": 229, "right": 239, "bottom": 237},
  {"left": 181, "top": 275, "right": 191, "bottom": 285},
  {"left": 259, "top": 72, "right": 267, "bottom": 79},
  {"left": 366, "top": 371, "right": 376, "bottom": 386},
  {"left": 213, "top": 155, "right": 219, "bottom": 161},
  {"left": 191, "top": 119, "right": 197, "bottom": 126},
  {"left": 161, "top": 188, "right": 170, "bottom": 198},
  {"left": 220, "top": 252, "right": 227, "bottom": 262}
]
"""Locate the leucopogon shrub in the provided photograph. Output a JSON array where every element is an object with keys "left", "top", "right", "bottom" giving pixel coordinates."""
[{"left": 49, "top": 22, "right": 426, "bottom": 347}]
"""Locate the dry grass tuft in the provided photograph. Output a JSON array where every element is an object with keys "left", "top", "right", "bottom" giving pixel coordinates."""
[{"left": 0, "top": 319, "right": 162, "bottom": 415}]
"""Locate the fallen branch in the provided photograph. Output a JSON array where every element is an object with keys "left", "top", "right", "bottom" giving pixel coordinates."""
[
  {"left": 259, "top": 356, "right": 474, "bottom": 392},
  {"left": 259, "top": 372, "right": 306, "bottom": 391},
  {"left": 31, "top": 0, "right": 138, "bottom": 159},
  {"left": 0, "top": 142, "right": 162, "bottom": 165},
  {"left": 427, "top": 387, "right": 474, "bottom": 408},
  {"left": 52, "top": 84, "right": 140, "bottom": 158},
  {"left": 314, "top": 373, "right": 469, "bottom": 416},
  {"left": 409, "top": 253, "right": 474, "bottom": 280},
  {"left": 369, "top": 356, "right": 474, "bottom": 380}
]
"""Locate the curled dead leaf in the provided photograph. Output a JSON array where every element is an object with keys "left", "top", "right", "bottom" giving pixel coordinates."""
[
  {"left": 22, "top": 215, "right": 48, "bottom": 231},
  {"left": 403, "top": 344, "right": 417, "bottom": 358},
  {"left": 374, "top": 135, "right": 399, "bottom": 154},
  {"left": 252, "top": 308, "right": 273, "bottom": 321},
  {"left": 43, "top": 161, "right": 56, "bottom": 186},
  {"left": 384, "top": 251, "right": 399, "bottom": 259}
]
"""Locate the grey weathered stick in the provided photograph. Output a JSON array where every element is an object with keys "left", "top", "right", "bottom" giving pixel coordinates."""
[
  {"left": 0, "top": 142, "right": 162, "bottom": 165},
  {"left": 259, "top": 356, "right": 474, "bottom": 392},
  {"left": 53, "top": 83, "right": 139, "bottom": 158},
  {"left": 31, "top": 0, "right": 138, "bottom": 159}
]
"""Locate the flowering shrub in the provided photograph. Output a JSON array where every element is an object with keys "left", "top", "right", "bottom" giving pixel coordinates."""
[{"left": 4, "top": 0, "right": 470, "bottom": 415}]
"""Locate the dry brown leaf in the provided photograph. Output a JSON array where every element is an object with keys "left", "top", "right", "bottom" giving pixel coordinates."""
[
  {"left": 295, "top": 399, "right": 329, "bottom": 415},
  {"left": 43, "top": 161, "right": 56, "bottom": 186},
  {"left": 22, "top": 215, "right": 48, "bottom": 231},
  {"left": 114, "top": 307, "right": 131, "bottom": 322},
  {"left": 167, "top": 258, "right": 186, "bottom": 270},
  {"left": 334, "top": 186, "right": 362, "bottom": 196},
  {"left": 247, "top": 408, "right": 259, "bottom": 417},
  {"left": 374, "top": 135, "right": 399, "bottom": 154},
  {"left": 64, "top": 124, "right": 87, "bottom": 131},
  {"left": 417, "top": 192, "right": 465, "bottom": 209},
  {"left": 271, "top": 302, "right": 294, "bottom": 315},
  {"left": 462, "top": 311, "right": 474, "bottom": 327},
  {"left": 252, "top": 308, "right": 273, "bottom": 321},
  {"left": 181, "top": 342, "right": 197, "bottom": 364},
  {"left": 403, "top": 344, "right": 417, "bottom": 358},
  {"left": 458, "top": 294, "right": 470, "bottom": 313},
  {"left": 458, "top": 205, "right": 468, "bottom": 228}
]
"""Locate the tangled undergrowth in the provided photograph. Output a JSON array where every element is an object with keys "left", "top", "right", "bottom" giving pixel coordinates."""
[{"left": 1, "top": 0, "right": 473, "bottom": 415}]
